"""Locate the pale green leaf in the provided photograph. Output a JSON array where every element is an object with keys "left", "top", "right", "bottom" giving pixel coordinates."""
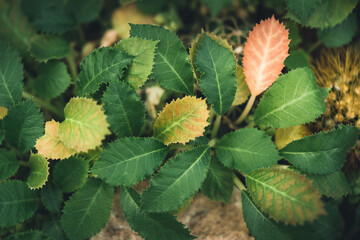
[
  {"left": 254, "top": 67, "right": 328, "bottom": 128},
  {"left": 120, "top": 187, "right": 195, "bottom": 240},
  {"left": 130, "top": 24, "right": 194, "bottom": 95},
  {"left": 102, "top": 81, "right": 146, "bottom": 137},
  {"left": 61, "top": 178, "right": 114, "bottom": 240},
  {"left": 0, "top": 180, "right": 38, "bottom": 227},
  {"left": 27, "top": 154, "right": 49, "bottom": 190},
  {"left": 280, "top": 125, "right": 358, "bottom": 174},
  {"left": 41, "top": 181, "right": 63, "bottom": 213},
  {"left": 215, "top": 128, "right": 281, "bottom": 173},
  {"left": 29, "top": 35, "right": 70, "bottom": 63},
  {"left": 0, "top": 149, "right": 19, "bottom": 180},
  {"left": 92, "top": 137, "right": 167, "bottom": 187},
  {"left": 203, "top": 0, "right": 233, "bottom": 16},
  {"left": 5, "top": 230, "right": 53, "bottom": 240},
  {"left": 141, "top": 146, "right": 211, "bottom": 213}
]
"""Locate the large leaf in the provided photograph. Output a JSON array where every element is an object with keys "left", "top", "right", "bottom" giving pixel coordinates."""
[
  {"left": 215, "top": 128, "right": 281, "bottom": 173},
  {"left": 34, "top": 61, "right": 71, "bottom": 99},
  {"left": 280, "top": 125, "right": 358, "bottom": 174},
  {"left": 102, "top": 81, "right": 146, "bottom": 137},
  {"left": 29, "top": 35, "right": 70, "bottom": 63},
  {"left": 0, "top": 149, "right": 19, "bottom": 180},
  {"left": 58, "top": 97, "right": 110, "bottom": 152},
  {"left": 27, "top": 154, "right": 49, "bottom": 190},
  {"left": 61, "top": 178, "right": 114, "bottom": 240},
  {"left": 5, "top": 230, "right": 53, "bottom": 240},
  {"left": 53, "top": 157, "right": 89, "bottom": 193},
  {"left": 120, "top": 187, "right": 195, "bottom": 240},
  {"left": 76, "top": 47, "right": 133, "bottom": 96},
  {"left": 92, "top": 137, "right": 167, "bottom": 187},
  {"left": 201, "top": 155, "right": 234, "bottom": 203},
  {"left": 130, "top": 24, "right": 194, "bottom": 95},
  {"left": 0, "top": 39, "right": 23, "bottom": 108},
  {"left": 66, "top": 0, "right": 103, "bottom": 23},
  {"left": 243, "top": 16, "right": 289, "bottom": 96},
  {"left": 115, "top": 37, "right": 158, "bottom": 89},
  {"left": 41, "top": 181, "right": 63, "bottom": 213},
  {"left": 203, "top": 0, "right": 233, "bottom": 16},
  {"left": 3, "top": 100, "right": 44, "bottom": 153},
  {"left": 285, "top": 0, "right": 322, "bottom": 22},
  {"left": 254, "top": 67, "right": 328, "bottom": 128},
  {"left": 246, "top": 168, "right": 325, "bottom": 225},
  {"left": 141, "top": 146, "right": 211, "bottom": 212},
  {"left": 153, "top": 96, "right": 210, "bottom": 145},
  {"left": 193, "top": 32, "right": 237, "bottom": 115},
  {"left": 0, "top": 180, "right": 38, "bottom": 227}
]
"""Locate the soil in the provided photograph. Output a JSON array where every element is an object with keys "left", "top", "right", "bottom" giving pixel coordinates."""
[{"left": 91, "top": 188, "right": 253, "bottom": 240}]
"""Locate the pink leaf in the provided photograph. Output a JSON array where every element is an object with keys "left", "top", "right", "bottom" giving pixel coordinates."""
[{"left": 243, "top": 16, "right": 290, "bottom": 96}]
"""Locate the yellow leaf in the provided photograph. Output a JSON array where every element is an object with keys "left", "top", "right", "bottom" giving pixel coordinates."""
[
  {"left": 35, "top": 120, "right": 78, "bottom": 160},
  {"left": 232, "top": 65, "right": 250, "bottom": 106},
  {"left": 153, "top": 96, "right": 210, "bottom": 145},
  {"left": 0, "top": 106, "right": 8, "bottom": 119},
  {"left": 275, "top": 125, "right": 311, "bottom": 149}
]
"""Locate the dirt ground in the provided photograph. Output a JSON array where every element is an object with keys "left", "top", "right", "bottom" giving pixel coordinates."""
[{"left": 91, "top": 187, "right": 253, "bottom": 240}]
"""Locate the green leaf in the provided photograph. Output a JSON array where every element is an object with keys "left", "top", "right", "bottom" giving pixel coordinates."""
[
  {"left": 285, "top": 0, "right": 322, "bottom": 22},
  {"left": 66, "top": 0, "right": 103, "bottom": 24},
  {"left": 29, "top": 35, "right": 70, "bottom": 63},
  {"left": 27, "top": 154, "right": 49, "bottom": 190},
  {"left": 130, "top": 24, "right": 194, "bottom": 95},
  {"left": 284, "top": 21, "right": 302, "bottom": 49},
  {"left": 92, "top": 137, "right": 167, "bottom": 187},
  {"left": 53, "top": 157, "right": 89, "bottom": 193},
  {"left": 34, "top": 61, "right": 71, "bottom": 99},
  {"left": 0, "top": 149, "right": 19, "bottom": 180},
  {"left": 0, "top": 39, "right": 23, "bottom": 109},
  {"left": 115, "top": 37, "right": 158, "bottom": 89},
  {"left": 5, "top": 230, "right": 53, "bottom": 240},
  {"left": 121, "top": 187, "right": 195, "bottom": 240},
  {"left": 3, "top": 100, "right": 45, "bottom": 153},
  {"left": 61, "top": 178, "right": 114, "bottom": 240},
  {"left": 317, "top": 12, "right": 358, "bottom": 48},
  {"left": 246, "top": 167, "right": 325, "bottom": 225},
  {"left": 215, "top": 128, "right": 281, "bottom": 173},
  {"left": 284, "top": 50, "right": 310, "bottom": 70},
  {"left": 254, "top": 67, "right": 328, "bottom": 128},
  {"left": 203, "top": 0, "right": 233, "bottom": 16},
  {"left": 280, "top": 125, "right": 358, "bottom": 174},
  {"left": 0, "top": 0, "right": 35, "bottom": 54},
  {"left": 41, "top": 181, "right": 63, "bottom": 213},
  {"left": 141, "top": 146, "right": 211, "bottom": 213},
  {"left": 77, "top": 47, "right": 133, "bottom": 96},
  {"left": 102, "top": 81, "right": 146, "bottom": 137},
  {"left": 193, "top": 33, "right": 237, "bottom": 115},
  {"left": 307, "top": 171, "right": 350, "bottom": 199},
  {"left": 43, "top": 214, "right": 67, "bottom": 240},
  {"left": 0, "top": 180, "right": 38, "bottom": 227},
  {"left": 201, "top": 155, "right": 234, "bottom": 203}
]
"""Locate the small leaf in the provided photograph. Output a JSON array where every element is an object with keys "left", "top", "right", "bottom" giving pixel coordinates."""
[
  {"left": 254, "top": 67, "right": 328, "bottom": 128},
  {"left": 243, "top": 16, "right": 290, "bottom": 96},
  {"left": 193, "top": 32, "right": 237, "bottom": 115},
  {"left": 66, "top": 0, "right": 103, "bottom": 24},
  {"left": 5, "top": 230, "right": 53, "bottom": 240},
  {"left": 0, "top": 149, "right": 19, "bottom": 180},
  {"left": 285, "top": 0, "right": 322, "bottom": 22},
  {"left": 215, "top": 128, "right": 281, "bottom": 173},
  {"left": 61, "top": 178, "right": 114, "bottom": 240},
  {"left": 0, "top": 106, "right": 7, "bottom": 119},
  {"left": 275, "top": 125, "right": 311, "bottom": 150},
  {"left": 92, "top": 137, "right": 167, "bottom": 187},
  {"left": 53, "top": 157, "right": 89, "bottom": 193},
  {"left": 246, "top": 167, "right": 325, "bottom": 225},
  {"left": 3, "top": 100, "right": 44, "bottom": 153},
  {"left": 58, "top": 97, "right": 110, "bottom": 152},
  {"left": 0, "top": 39, "right": 23, "bottom": 108},
  {"left": 202, "top": 0, "right": 233, "bottom": 16},
  {"left": 0, "top": 180, "right": 38, "bottom": 227},
  {"left": 201, "top": 155, "right": 234, "bottom": 203},
  {"left": 76, "top": 47, "right": 133, "bottom": 96},
  {"left": 115, "top": 37, "right": 158, "bottom": 89},
  {"left": 102, "top": 81, "right": 146, "bottom": 137},
  {"left": 130, "top": 24, "right": 194, "bottom": 95},
  {"left": 27, "top": 154, "right": 49, "bottom": 190},
  {"left": 232, "top": 65, "right": 250, "bottom": 106},
  {"left": 43, "top": 214, "right": 67, "bottom": 240},
  {"left": 29, "top": 35, "right": 70, "bottom": 62},
  {"left": 284, "top": 49, "right": 310, "bottom": 70},
  {"left": 141, "top": 146, "right": 211, "bottom": 213},
  {"left": 153, "top": 96, "right": 210, "bottom": 145},
  {"left": 41, "top": 181, "right": 63, "bottom": 213},
  {"left": 280, "top": 125, "right": 358, "bottom": 174},
  {"left": 121, "top": 187, "right": 195, "bottom": 240},
  {"left": 35, "top": 120, "right": 77, "bottom": 160}
]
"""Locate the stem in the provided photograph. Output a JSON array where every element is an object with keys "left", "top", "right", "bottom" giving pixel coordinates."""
[
  {"left": 235, "top": 95, "right": 256, "bottom": 125},
  {"left": 211, "top": 114, "right": 222, "bottom": 139},
  {"left": 308, "top": 40, "right": 322, "bottom": 53},
  {"left": 234, "top": 175, "right": 246, "bottom": 191},
  {"left": 22, "top": 92, "right": 64, "bottom": 119},
  {"left": 66, "top": 54, "right": 78, "bottom": 84},
  {"left": 19, "top": 161, "right": 29, "bottom": 167}
]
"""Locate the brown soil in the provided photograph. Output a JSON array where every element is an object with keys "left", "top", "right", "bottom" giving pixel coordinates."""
[{"left": 91, "top": 188, "right": 253, "bottom": 240}]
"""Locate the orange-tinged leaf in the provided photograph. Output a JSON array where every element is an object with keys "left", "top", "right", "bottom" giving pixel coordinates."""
[
  {"left": 243, "top": 16, "right": 290, "bottom": 96},
  {"left": 35, "top": 120, "right": 77, "bottom": 160},
  {"left": 153, "top": 96, "right": 210, "bottom": 145}
]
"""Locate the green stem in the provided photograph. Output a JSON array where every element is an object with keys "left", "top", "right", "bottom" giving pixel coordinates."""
[
  {"left": 234, "top": 175, "right": 246, "bottom": 191},
  {"left": 22, "top": 92, "right": 64, "bottom": 119},
  {"left": 66, "top": 54, "right": 78, "bottom": 84},
  {"left": 19, "top": 160, "right": 29, "bottom": 167},
  {"left": 211, "top": 114, "right": 222, "bottom": 139},
  {"left": 308, "top": 40, "right": 322, "bottom": 53},
  {"left": 235, "top": 94, "right": 256, "bottom": 125}
]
